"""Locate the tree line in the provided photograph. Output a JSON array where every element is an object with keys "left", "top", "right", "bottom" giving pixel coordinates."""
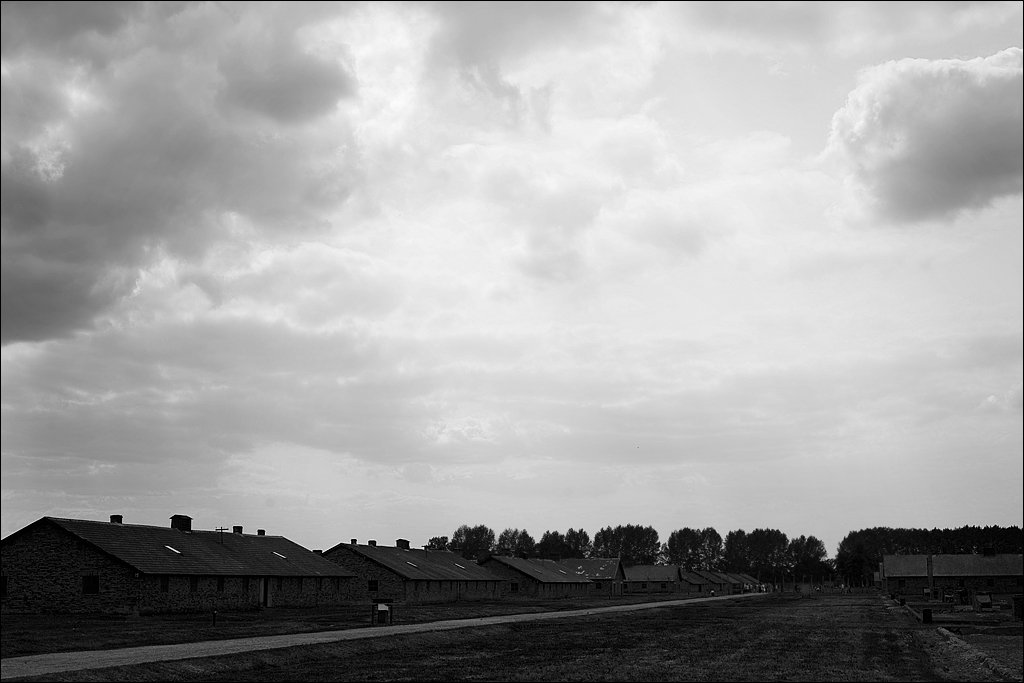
[
  {"left": 835, "top": 525, "right": 1024, "bottom": 584},
  {"left": 425, "top": 523, "right": 1022, "bottom": 583},
  {"left": 425, "top": 523, "right": 832, "bottom": 580}
]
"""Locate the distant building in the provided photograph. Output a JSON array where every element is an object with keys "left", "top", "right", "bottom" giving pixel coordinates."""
[
  {"left": 691, "top": 569, "right": 730, "bottom": 594},
  {"left": 322, "top": 539, "right": 504, "bottom": 604},
  {"left": 880, "top": 553, "right": 1023, "bottom": 602},
  {"left": 479, "top": 556, "right": 592, "bottom": 599},
  {"left": 622, "top": 565, "right": 682, "bottom": 594},
  {"left": 557, "top": 557, "right": 626, "bottom": 596},
  {"left": 1, "top": 515, "right": 355, "bottom": 614}
]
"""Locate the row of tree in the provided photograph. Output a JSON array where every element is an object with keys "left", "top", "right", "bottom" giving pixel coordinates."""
[
  {"left": 835, "top": 525, "right": 1024, "bottom": 583},
  {"left": 427, "top": 524, "right": 1022, "bottom": 582},
  {"left": 427, "top": 523, "right": 830, "bottom": 579}
]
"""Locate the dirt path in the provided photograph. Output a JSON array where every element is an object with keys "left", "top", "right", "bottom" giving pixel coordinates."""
[{"left": 1, "top": 593, "right": 763, "bottom": 680}]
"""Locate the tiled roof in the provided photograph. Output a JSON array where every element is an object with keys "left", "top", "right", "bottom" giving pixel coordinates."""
[
  {"left": 19, "top": 517, "right": 355, "bottom": 577},
  {"left": 881, "top": 554, "right": 1023, "bottom": 577},
  {"left": 329, "top": 544, "right": 504, "bottom": 582},
  {"left": 623, "top": 564, "right": 680, "bottom": 582},
  {"left": 556, "top": 558, "right": 623, "bottom": 581},
  {"left": 881, "top": 555, "right": 928, "bottom": 577},
  {"left": 484, "top": 556, "right": 593, "bottom": 584}
]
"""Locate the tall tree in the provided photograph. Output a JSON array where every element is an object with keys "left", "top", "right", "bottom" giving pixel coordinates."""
[
  {"left": 592, "top": 524, "right": 660, "bottom": 565},
  {"left": 537, "top": 530, "right": 568, "bottom": 558},
  {"left": 450, "top": 524, "right": 496, "bottom": 559},
  {"left": 788, "top": 535, "right": 831, "bottom": 577},
  {"left": 495, "top": 528, "right": 536, "bottom": 557},
  {"left": 564, "top": 528, "right": 592, "bottom": 559},
  {"left": 699, "top": 527, "right": 724, "bottom": 571},
  {"left": 425, "top": 536, "right": 449, "bottom": 551},
  {"left": 664, "top": 527, "right": 702, "bottom": 571},
  {"left": 723, "top": 529, "right": 751, "bottom": 573},
  {"left": 746, "top": 528, "right": 789, "bottom": 580}
]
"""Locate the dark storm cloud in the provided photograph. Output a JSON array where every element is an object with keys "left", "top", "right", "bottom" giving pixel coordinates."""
[
  {"left": 830, "top": 48, "right": 1023, "bottom": 222},
  {"left": 1, "top": 3, "right": 359, "bottom": 345}
]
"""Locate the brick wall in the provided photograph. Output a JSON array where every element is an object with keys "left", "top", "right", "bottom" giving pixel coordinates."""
[
  {"left": 1, "top": 521, "right": 355, "bottom": 614},
  {"left": 2, "top": 521, "right": 140, "bottom": 614},
  {"left": 322, "top": 546, "right": 502, "bottom": 604}
]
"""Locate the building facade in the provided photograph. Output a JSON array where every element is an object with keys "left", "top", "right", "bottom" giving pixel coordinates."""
[
  {"left": 1, "top": 515, "right": 355, "bottom": 614},
  {"left": 479, "top": 556, "right": 592, "bottom": 599}
]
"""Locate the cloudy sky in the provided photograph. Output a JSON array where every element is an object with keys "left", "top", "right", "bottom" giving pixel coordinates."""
[{"left": 2, "top": 2, "right": 1022, "bottom": 556}]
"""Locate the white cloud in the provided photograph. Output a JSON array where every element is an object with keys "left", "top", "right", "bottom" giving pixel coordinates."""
[{"left": 828, "top": 48, "right": 1023, "bottom": 222}]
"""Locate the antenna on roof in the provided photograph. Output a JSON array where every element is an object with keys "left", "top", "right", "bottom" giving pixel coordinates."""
[{"left": 215, "top": 526, "right": 229, "bottom": 545}]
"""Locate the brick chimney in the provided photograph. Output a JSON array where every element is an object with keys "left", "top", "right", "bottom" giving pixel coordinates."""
[
  {"left": 313, "top": 549, "right": 323, "bottom": 555},
  {"left": 110, "top": 515, "right": 123, "bottom": 524},
  {"left": 351, "top": 538, "right": 358, "bottom": 545},
  {"left": 233, "top": 526, "right": 243, "bottom": 534},
  {"left": 396, "top": 539, "right": 410, "bottom": 550},
  {"left": 257, "top": 529, "right": 266, "bottom": 536},
  {"left": 368, "top": 540, "right": 377, "bottom": 546},
  {"left": 170, "top": 514, "right": 192, "bottom": 532}
]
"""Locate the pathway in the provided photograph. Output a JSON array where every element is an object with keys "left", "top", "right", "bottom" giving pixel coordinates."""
[{"left": 1, "top": 592, "right": 765, "bottom": 679}]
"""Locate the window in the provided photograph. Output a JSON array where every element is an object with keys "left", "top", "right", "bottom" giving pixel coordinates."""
[
  {"left": 986, "top": 578, "right": 995, "bottom": 587},
  {"left": 368, "top": 579, "right": 379, "bottom": 592},
  {"left": 83, "top": 575, "right": 100, "bottom": 594},
  {"left": 510, "top": 582, "right": 519, "bottom": 593},
  {"left": 276, "top": 577, "right": 283, "bottom": 591},
  {"left": 217, "top": 577, "right": 225, "bottom": 593},
  {"left": 317, "top": 577, "right": 323, "bottom": 591},
  {"left": 595, "top": 582, "right": 603, "bottom": 590},
  {"left": 190, "top": 577, "right": 199, "bottom": 593},
  {"left": 243, "top": 577, "right": 250, "bottom": 594},
  {"left": 332, "top": 577, "right": 341, "bottom": 591},
  {"left": 957, "top": 579, "right": 965, "bottom": 588},
  {"left": 641, "top": 583, "right": 647, "bottom": 589},
  {"left": 661, "top": 583, "right": 667, "bottom": 589},
  {"left": 160, "top": 576, "right": 170, "bottom": 593}
]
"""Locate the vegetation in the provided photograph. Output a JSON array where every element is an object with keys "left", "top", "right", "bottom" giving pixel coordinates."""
[
  {"left": 835, "top": 525, "right": 1024, "bottom": 584},
  {"left": 10, "top": 594, "right": 995, "bottom": 682}
]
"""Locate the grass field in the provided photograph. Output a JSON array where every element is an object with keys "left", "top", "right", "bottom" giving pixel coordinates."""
[
  {"left": 0, "top": 592, "right": 692, "bottom": 659},
  {"left": 7, "top": 594, "right": 1020, "bottom": 682}
]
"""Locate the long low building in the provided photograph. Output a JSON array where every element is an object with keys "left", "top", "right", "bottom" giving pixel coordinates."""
[
  {"left": 479, "top": 556, "right": 592, "bottom": 599},
  {"left": 323, "top": 539, "right": 504, "bottom": 603},
  {"left": 1, "top": 515, "right": 355, "bottom": 614},
  {"left": 558, "top": 558, "right": 625, "bottom": 596},
  {"left": 880, "top": 553, "right": 1023, "bottom": 602}
]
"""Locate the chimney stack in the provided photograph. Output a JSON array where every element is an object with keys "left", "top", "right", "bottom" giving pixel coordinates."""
[
  {"left": 110, "top": 515, "right": 123, "bottom": 524},
  {"left": 233, "top": 526, "right": 243, "bottom": 534},
  {"left": 368, "top": 540, "right": 377, "bottom": 546},
  {"left": 257, "top": 529, "right": 266, "bottom": 536},
  {"left": 396, "top": 538, "right": 410, "bottom": 550},
  {"left": 351, "top": 538, "right": 358, "bottom": 545},
  {"left": 313, "top": 549, "right": 323, "bottom": 555},
  {"left": 170, "top": 514, "right": 192, "bottom": 532}
]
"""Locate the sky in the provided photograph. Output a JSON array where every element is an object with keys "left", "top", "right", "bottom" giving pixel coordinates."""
[{"left": 2, "top": 1, "right": 1022, "bottom": 557}]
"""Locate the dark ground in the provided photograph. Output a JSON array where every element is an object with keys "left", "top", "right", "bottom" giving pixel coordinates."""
[{"left": 6, "top": 594, "right": 1020, "bottom": 682}]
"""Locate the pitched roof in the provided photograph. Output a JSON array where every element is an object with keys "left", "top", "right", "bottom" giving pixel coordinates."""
[
  {"left": 483, "top": 556, "right": 593, "bottom": 584},
  {"left": 738, "top": 573, "right": 759, "bottom": 584},
  {"left": 933, "top": 554, "right": 1022, "bottom": 576},
  {"left": 328, "top": 544, "right": 503, "bottom": 582},
  {"left": 7, "top": 517, "right": 354, "bottom": 577},
  {"left": 721, "top": 572, "right": 748, "bottom": 584},
  {"left": 556, "top": 558, "right": 623, "bottom": 581},
  {"left": 622, "top": 564, "right": 680, "bottom": 582},
  {"left": 681, "top": 571, "right": 710, "bottom": 585},
  {"left": 691, "top": 570, "right": 727, "bottom": 585},
  {"left": 880, "top": 554, "right": 1023, "bottom": 578},
  {"left": 881, "top": 555, "right": 928, "bottom": 577}
]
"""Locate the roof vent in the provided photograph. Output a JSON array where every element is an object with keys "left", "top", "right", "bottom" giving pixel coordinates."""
[
  {"left": 257, "top": 529, "right": 266, "bottom": 536},
  {"left": 368, "top": 540, "right": 377, "bottom": 546},
  {"left": 233, "top": 526, "right": 243, "bottom": 534},
  {"left": 396, "top": 538, "right": 410, "bottom": 550},
  {"left": 110, "top": 515, "right": 123, "bottom": 524},
  {"left": 170, "top": 514, "right": 192, "bottom": 532}
]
